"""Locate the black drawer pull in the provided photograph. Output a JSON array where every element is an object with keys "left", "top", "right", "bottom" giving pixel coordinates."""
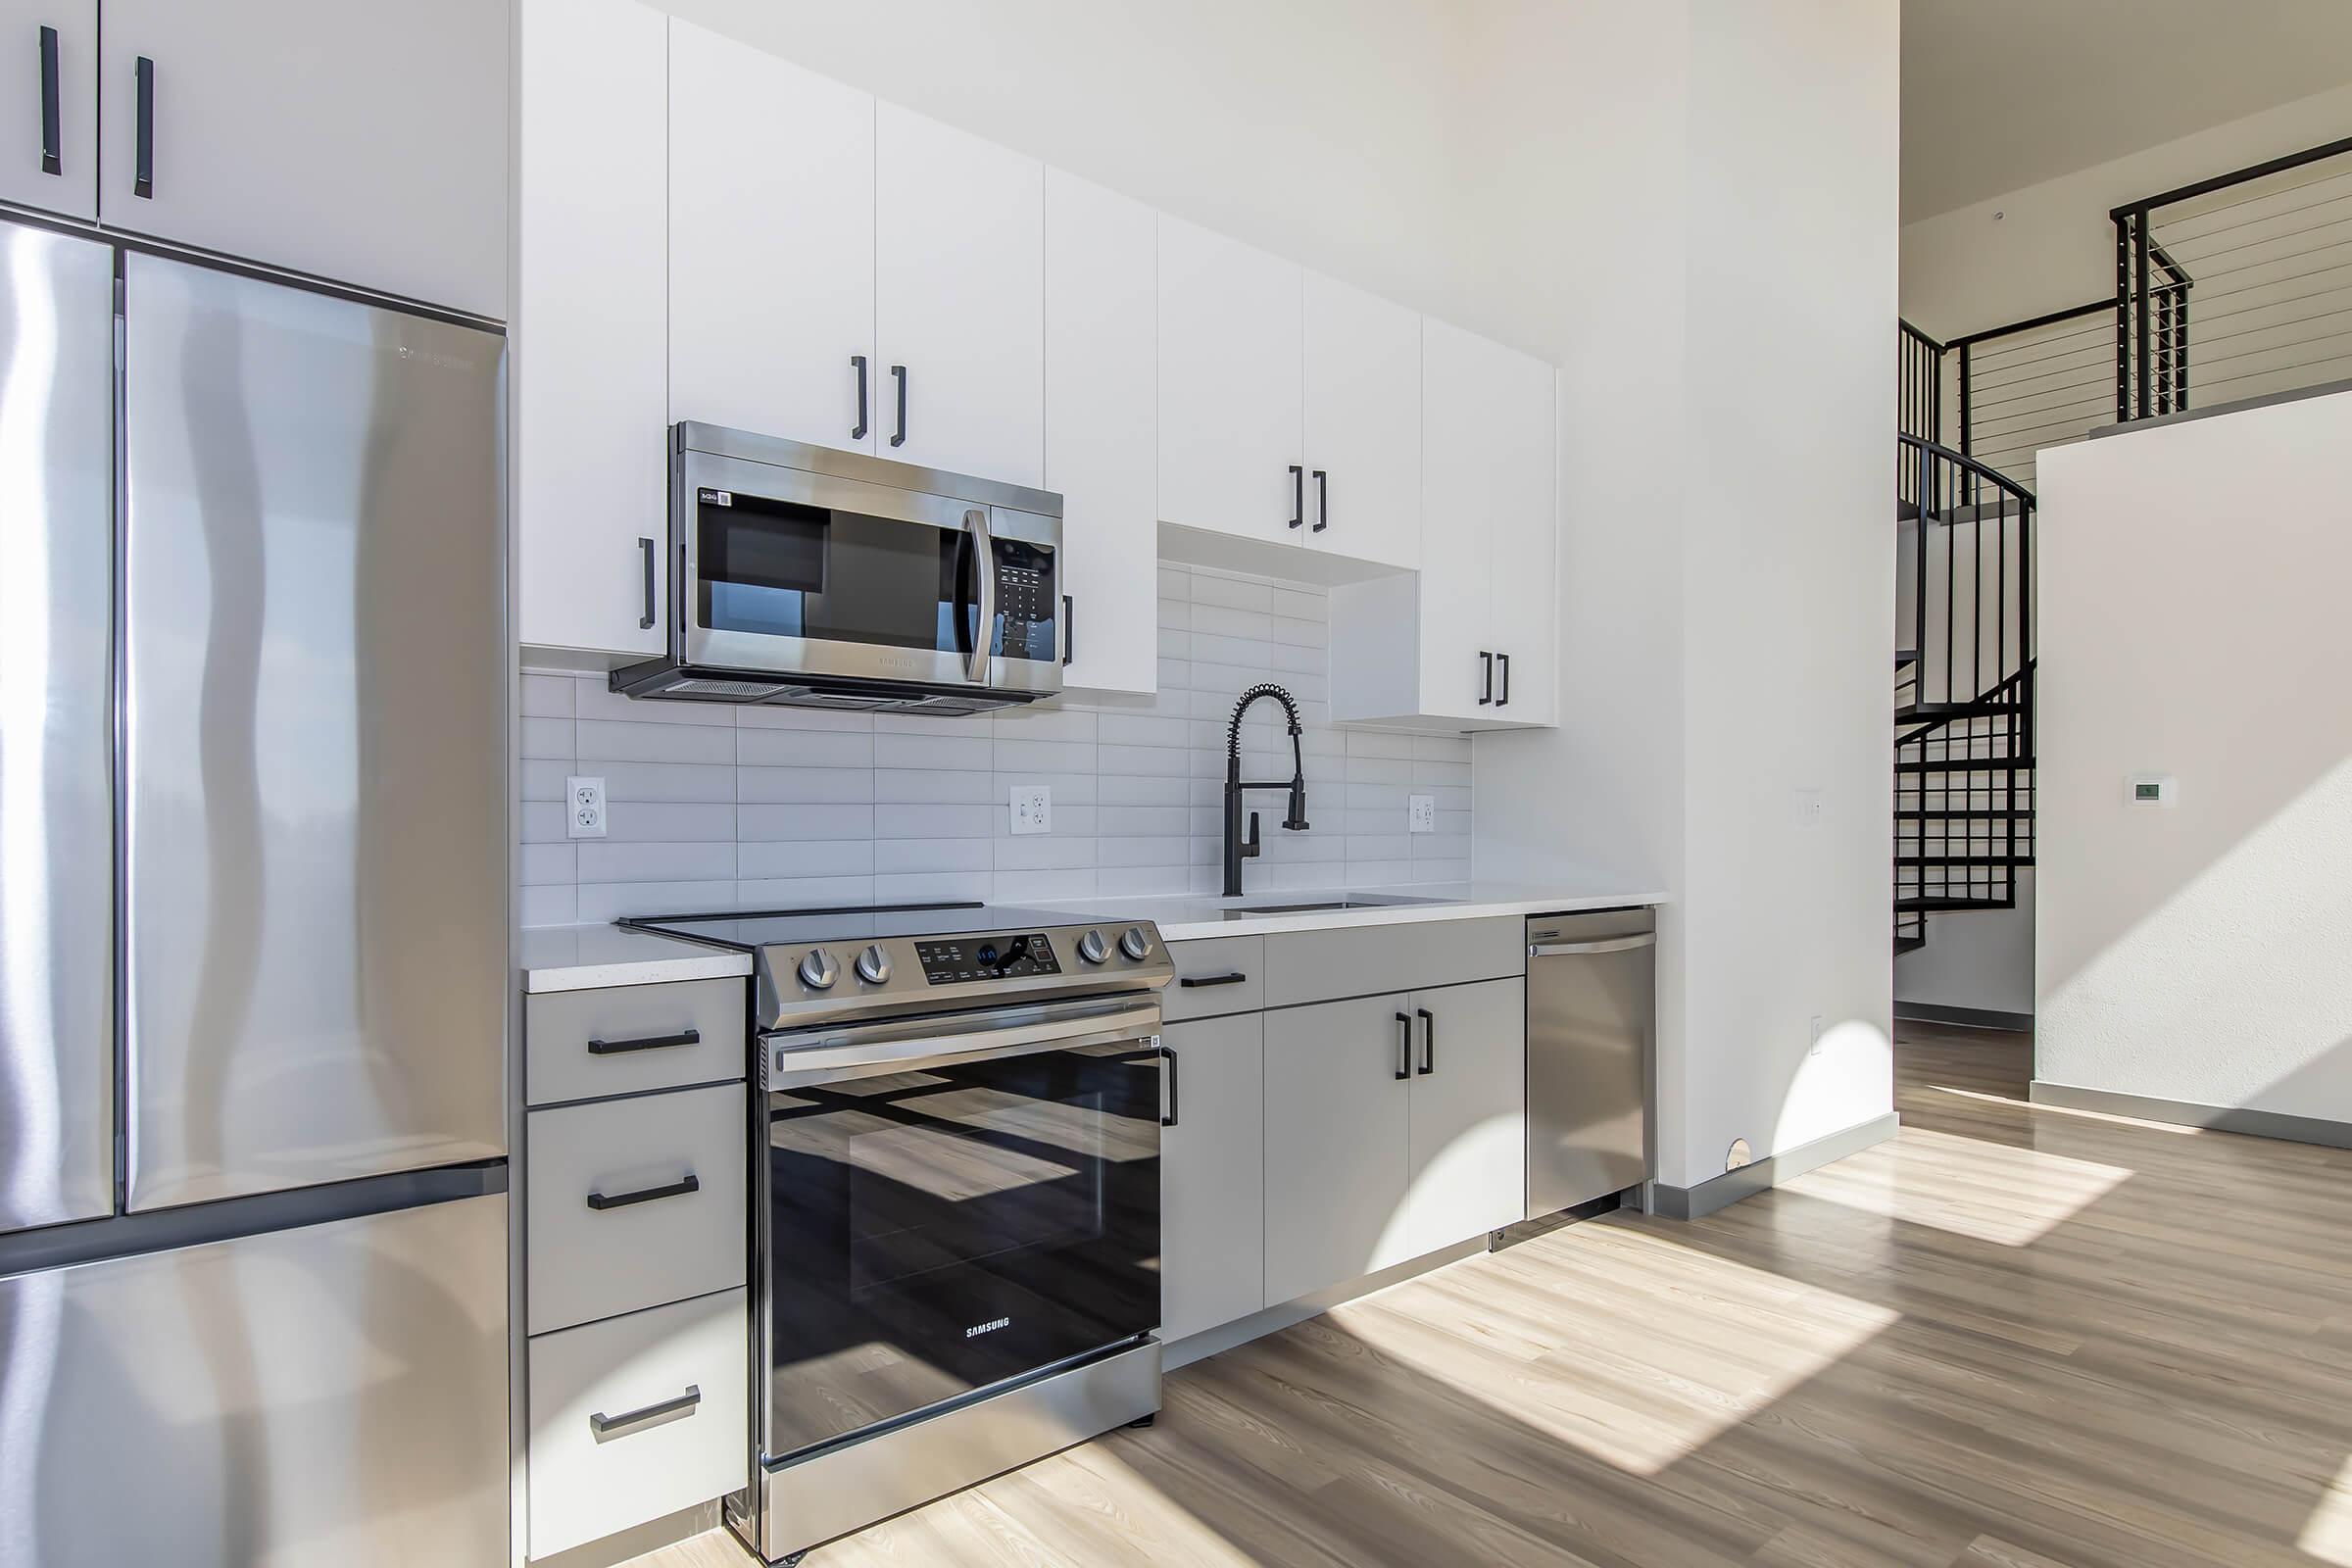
[
  {"left": 38, "top": 25, "right": 61, "bottom": 175},
  {"left": 132, "top": 55, "right": 153, "bottom": 198},
  {"left": 1312, "top": 468, "right": 1328, "bottom": 532},
  {"left": 890, "top": 363, "right": 907, "bottom": 447},
  {"left": 1417, "top": 1006, "right": 1436, "bottom": 1075},
  {"left": 851, "top": 354, "right": 869, "bottom": 440},
  {"left": 1161, "top": 1044, "right": 1179, "bottom": 1128},
  {"left": 585, "top": 1027, "right": 700, "bottom": 1056},
  {"left": 1288, "top": 464, "right": 1303, "bottom": 529},
  {"left": 1395, "top": 1011, "right": 1411, "bottom": 1081},
  {"left": 1178, "top": 972, "right": 1247, "bottom": 989},
  {"left": 586, "top": 1173, "right": 699, "bottom": 1211},
  {"left": 590, "top": 1385, "right": 700, "bottom": 1443},
  {"left": 637, "top": 536, "right": 657, "bottom": 631}
]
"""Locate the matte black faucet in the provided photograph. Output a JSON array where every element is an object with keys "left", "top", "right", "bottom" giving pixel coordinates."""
[{"left": 1223, "top": 683, "right": 1309, "bottom": 897}]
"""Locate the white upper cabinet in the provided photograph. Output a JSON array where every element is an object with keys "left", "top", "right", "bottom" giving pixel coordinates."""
[
  {"left": 1157, "top": 215, "right": 1304, "bottom": 547},
  {"left": 514, "top": 0, "right": 668, "bottom": 661},
  {"left": 668, "top": 19, "right": 876, "bottom": 452},
  {"left": 876, "top": 105, "right": 1045, "bottom": 487},
  {"left": 1, "top": 1, "right": 97, "bottom": 220},
  {"left": 1328, "top": 318, "right": 1558, "bottom": 730},
  {"left": 1045, "top": 168, "right": 1158, "bottom": 695},
  {"left": 1302, "top": 271, "right": 1421, "bottom": 570},
  {"left": 97, "top": 0, "right": 508, "bottom": 318}
]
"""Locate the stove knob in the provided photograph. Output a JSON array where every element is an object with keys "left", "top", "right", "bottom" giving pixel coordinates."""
[
  {"left": 855, "top": 944, "right": 892, "bottom": 985},
  {"left": 1118, "top": 926, "right": 1152, "bottom": 962},
  {"left": 1077, "top": 929, "right": 1108, "bottom": 964},
  {"left": 797, "top": 948, "right": 839, "bottom": 990}
]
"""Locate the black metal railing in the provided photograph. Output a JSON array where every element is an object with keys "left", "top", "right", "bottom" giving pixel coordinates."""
[
  {"left": 1945, "top": 299, "right": 2110, "bottom": 494},
  {"left": 1898, "top": 319, "right": 1945, "bottom": 508},
  {"left": 2115, "top": 134, "right": 2352, "bottom": 420},
  {"left": 1893, "top": 434, "right": 2034, "bottom": 949}
]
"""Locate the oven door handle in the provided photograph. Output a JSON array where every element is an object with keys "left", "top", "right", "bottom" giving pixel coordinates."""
[
  {"left": 964, "top": 507, "right": 994, "bottom": 685},
  {"left": 766, "top": 1000, "right": 1162, "bottom": 1090}
]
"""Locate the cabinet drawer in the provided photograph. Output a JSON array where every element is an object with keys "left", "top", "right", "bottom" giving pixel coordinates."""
[
  {"left": 527, "top": 1085, "right": 747, "bottom": 1335},
  {"left": 1162, "top": 936, "right": 1264, "bottom": 1021},
  {"left": 526, "top": 978, "right": 747, "bottom": 1106},
  {"left": 1264, "top": 916, "right": 1522, "bottom": 1007},
  {"left": 528, "top": 1289, "right": 749, "bottom": 1558}
]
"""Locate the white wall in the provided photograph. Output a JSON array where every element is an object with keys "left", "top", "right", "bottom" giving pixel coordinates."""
[
  {"left": 2035, "top": 389, "right": 2352, "bottom": 1121},
  {"left": 1895, "top": 870, "right": 2034, "bottom": 1018},
  {"left": 1901, "top": 79, "right": 2352, "bottom": 340},
  {"left": 1475, "top": 0, "right": 1899, "bottom": 1191}
]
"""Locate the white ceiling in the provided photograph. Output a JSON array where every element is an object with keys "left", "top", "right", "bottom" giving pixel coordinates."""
[{"left": 1902, "top": 0, "right": 2352, "bottom": 220}]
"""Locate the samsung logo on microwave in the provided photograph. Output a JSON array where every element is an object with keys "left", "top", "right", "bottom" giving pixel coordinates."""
[
  {"left": 698, "top": 487, "right": 734, "bottom": 506},
  {"left": 964, "top": 1317, "right": 1011, "bottom": 1340}
]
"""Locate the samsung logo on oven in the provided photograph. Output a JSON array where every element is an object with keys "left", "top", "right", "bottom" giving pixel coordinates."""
[
  {"left": 964, "top": 1317, "right": 1011, "bottom": 1340},
  {"left": 699, "top": 487, "right": 734, "bottom": 506}
]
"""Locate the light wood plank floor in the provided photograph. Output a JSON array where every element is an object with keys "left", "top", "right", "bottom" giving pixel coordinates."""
[{"left": 633, "top": 1022, "right": 2352, "bottom": 1567}]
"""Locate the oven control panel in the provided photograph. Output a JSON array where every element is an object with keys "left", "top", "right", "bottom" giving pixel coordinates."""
[{"left": 913, "top": 932, "right": 1060, "bottom": 985}]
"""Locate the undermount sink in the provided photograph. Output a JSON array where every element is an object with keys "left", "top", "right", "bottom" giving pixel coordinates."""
[{"left": 1223, "top": 894, "right": 1447, "bottom": 918}]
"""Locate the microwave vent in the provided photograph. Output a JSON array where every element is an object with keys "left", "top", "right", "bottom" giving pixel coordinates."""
[{"left": 664, "top": 676, "right": 792, "bottom": 701}]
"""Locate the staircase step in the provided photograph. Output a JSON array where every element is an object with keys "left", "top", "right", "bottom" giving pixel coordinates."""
[
  {"left": 1896, "top": 895, "right": 2019, "bottom": 912},
  {"left": 1897, "top": 701, "right": 2025, "bottom": 721},
  {"left": 1895, "top": 648, "right": 1918, "bottom": 667},
  {"left": 1896, "top": 755, "right": 2035, "bottom": 773},
  {"left": 1894, "top": 935, "right": 1927, "bottom": 956},
  {"left": 1894, "top": 808, "right": 2034, "bottom": 820},
  {"left": 1895, "top": 854, "right": 2034, "bottom": 867}
]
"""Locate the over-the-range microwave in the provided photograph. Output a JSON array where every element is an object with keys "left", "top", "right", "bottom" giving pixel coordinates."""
[{"left": 612, "top": 423, "right": 1064, "bottom": 714}]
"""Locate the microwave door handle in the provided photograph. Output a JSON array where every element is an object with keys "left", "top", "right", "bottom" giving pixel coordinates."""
[{"left": 965, "top": 508, "right": 994, "bottom": 684}]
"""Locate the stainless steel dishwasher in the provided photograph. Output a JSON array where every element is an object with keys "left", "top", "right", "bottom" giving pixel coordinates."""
[{"left": 1525, "top": 908, "right": 1656, "bottom": 1219}]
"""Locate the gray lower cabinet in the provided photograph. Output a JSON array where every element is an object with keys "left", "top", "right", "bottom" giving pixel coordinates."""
[
  {"left": 1263, "top": 992, "right": 1416, "bottom": 1306},
  {"left": 1159, "top": 1012, "right": 1264, "bottom": 1341},
  {"left": 1403, "top": 978, "right": 1526, "bottom": 1254}
]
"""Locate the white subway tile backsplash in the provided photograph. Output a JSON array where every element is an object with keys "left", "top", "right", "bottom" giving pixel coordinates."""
[{"left": 516, "top": 565, "right": 1476, "bottom": 922}]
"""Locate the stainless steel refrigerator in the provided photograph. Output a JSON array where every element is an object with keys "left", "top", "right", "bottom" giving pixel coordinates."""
[{"left": 0, "top": 217, "right": 510, "bottom": 1566}]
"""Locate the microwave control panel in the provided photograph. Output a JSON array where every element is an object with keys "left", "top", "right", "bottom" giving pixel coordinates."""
[
  {"left": 915, "top": 933, "right": 1060, "bottom": 985},
  {"left": 991, "top": 539, "right": 1057, "bottom": 662}
]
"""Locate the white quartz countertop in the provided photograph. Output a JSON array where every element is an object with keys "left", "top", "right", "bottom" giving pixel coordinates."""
[
  {"left": 519, "top": 923, "right": 754, "bottom": 994},
  {"left": 518, "top": 881, "right": 1664, "bottom": 992},
  {"left": 1050, "top": 880, "right": 1667, "bottom": 942}
]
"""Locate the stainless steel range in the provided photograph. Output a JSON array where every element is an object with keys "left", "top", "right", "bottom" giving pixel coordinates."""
[{"left": 625, "top": 903, "right": 1173, "bottom": 1564}]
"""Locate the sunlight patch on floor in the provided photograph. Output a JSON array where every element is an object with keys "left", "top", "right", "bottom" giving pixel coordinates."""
[
  {"left": 1331, "top": 1223, "right": 1897, "bottom": 1476},
  {"left": 2302, "top": 1450, "right": 2352, "bottom": 1565},
  {"left": 1782, "top": 1124, "right": 2132, "bottom": 1246}
]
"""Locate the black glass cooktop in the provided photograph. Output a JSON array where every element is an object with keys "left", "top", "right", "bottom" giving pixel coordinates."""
[{"left": 622, "top": 901, "right": 1093, "bottom": 953}]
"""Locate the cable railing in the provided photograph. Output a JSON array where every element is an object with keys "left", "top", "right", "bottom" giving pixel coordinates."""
[{"left": 2117, "top": 134, "right": 2352, "bottom": 420}]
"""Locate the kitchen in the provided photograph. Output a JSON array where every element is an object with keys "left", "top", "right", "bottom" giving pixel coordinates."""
[{"left": 0, "top": 3, "right": 1895, "bottom": 1567}]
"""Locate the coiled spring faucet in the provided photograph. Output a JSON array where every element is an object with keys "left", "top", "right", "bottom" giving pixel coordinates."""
[{"left": 1223, "top": 683, "right": 1309, "bottom": 897}]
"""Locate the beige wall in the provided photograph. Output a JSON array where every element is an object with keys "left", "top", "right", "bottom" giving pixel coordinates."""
[{"left": 2035, "top": 389, "right": 2352, "bottom": 1120}]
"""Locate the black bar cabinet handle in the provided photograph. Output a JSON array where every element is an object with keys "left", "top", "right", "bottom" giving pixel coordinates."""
[
  {"left": 1417, "top": 1007, "right": 1435, "bottom": 1075},
  {"left": 850, "top": 355, "right": 868, "bottom": 440},
  {"left": 637, "top": 537, "right": 657, "bottom": 630},
  {"left": 1287, "top": 465, "right": 1303, "bottom": 529},
  {"left": 1061, "top": 593, "right": 1074, "bottom": 666},
  {"left": 1496, "top": 653, "right": 1510, "bottom": 708},
  {"left": 1395, "top": 1011, "right": 1411, "bottom": 1080},
  {"left": 1178, "top": 972, "right": 1247, "bottom": 989},
  {"left": 1161, "top": 1045, "right": 1179, "bottom": 1128},
  {"left": 1312, "top": 469, "right": 1328, "bottom": 532},
  {"left": 586, "top": 1173, "right": 700, "bottom": 1211},
  {"left": 132, "top": 55, "right": 153, "bottom": 198},
  {"left": 1478, "top": 651, "right": 1494, "bottom": 705},
  {"left": 590, "top": 1385, "right": 700, "bottom": 1443},
  {"left": 890, "top": 364, "right": 907, "bottom": 447},
  {"left": 586, "top": 1027, "right": 701, "bottom": 1056},
  {"left": 38, "top": 26, "right": 60, "bottom": 175}
]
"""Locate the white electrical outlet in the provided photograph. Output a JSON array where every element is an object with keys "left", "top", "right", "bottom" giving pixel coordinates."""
[
  {"left": 1010, "top": 784, "right": 1052, "bottom": 835},
  {"left": 1407, "top": 794, "right": 1437, "bottom": 833},
  {"left": 1808, "top": 1014, "right": 1825, "bottom": 1056},
  {"left": 566, "top": 775, "right": 608, "bottom": 839}
]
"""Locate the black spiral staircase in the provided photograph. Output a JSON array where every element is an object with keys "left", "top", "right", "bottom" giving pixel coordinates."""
[{"left": 1892, "top": 428, "right": 2035, "bottom": 956}]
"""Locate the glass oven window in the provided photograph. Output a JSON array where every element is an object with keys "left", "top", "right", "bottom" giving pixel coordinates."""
[
  {"left": 699, "top": 489, "right": 975, "bottom": 655},
  {"left": 763, "top": 1040, "right": 1160, "bottom": 1459}
]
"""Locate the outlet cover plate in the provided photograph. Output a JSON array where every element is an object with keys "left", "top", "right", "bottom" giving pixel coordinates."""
[
  {"left": 566, "top": 775, "right": 608, "bottom": 839},
  {"left": 1010, "top": 784, "right": 1052, "bottom": 835},
  {"left": 1407, "top": 794, "right": 1437, "bottom": 833}
]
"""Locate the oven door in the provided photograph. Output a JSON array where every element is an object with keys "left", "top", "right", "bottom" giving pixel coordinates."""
[
  {"left": 758, "top": 1001, "right": 1161, "bottom": 1463},
  {"left": 679, "top": 447, "right": 1062, "bottom": 695}
]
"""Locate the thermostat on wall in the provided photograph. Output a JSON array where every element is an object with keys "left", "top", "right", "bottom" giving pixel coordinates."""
[{"left": 2126, "top": 774, "right": 2178, "bottom": 807}]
